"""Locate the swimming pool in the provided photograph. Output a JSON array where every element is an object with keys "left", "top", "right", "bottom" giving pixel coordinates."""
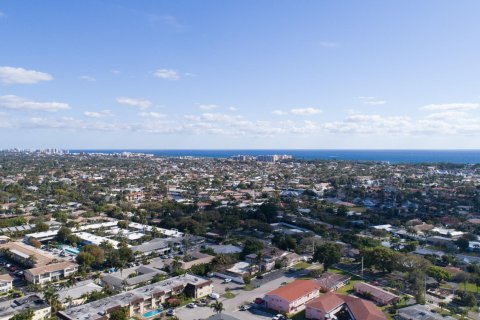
[
  {"left": 143, "top": 309, "right": 161, "bottom": 318},
  {"left": 62, "top": 246, "right": 80, "bottom": 255}
]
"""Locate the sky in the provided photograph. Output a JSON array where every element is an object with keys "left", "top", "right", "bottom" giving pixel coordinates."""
[{"left": 1, "top": 0, "right": 480, "bottom": 149}]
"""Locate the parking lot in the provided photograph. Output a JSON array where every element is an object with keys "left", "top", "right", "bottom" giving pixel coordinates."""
[{"left": 176, "top": 270, "right": 305, "bottom": 320}]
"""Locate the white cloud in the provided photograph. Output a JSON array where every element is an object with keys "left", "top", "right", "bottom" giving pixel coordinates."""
[
  {"left": 421, "top": 103, "right": 480, "bottom": 111},
  {"left": 139, "top": 111, "right": 166, "bottom": 118},
  {"left": 425, "top": 111, "right": 468, "bottom": 120},
  {"left": 358, "top": 96, "right": 386, "bottom": 105},
  {"left": 323, "top": 114, "right": 411, "bottom": 134},
  {"left": 111, "top": 70, "right": 121, "bottom": 75},
  {"left": 0, "top": 66, "right": 53, "bottom": 84},
  {"left": 153, "top": 69, "right": 180, "bottom": 80},
  {"left": 290, "top": 107, "right": 322, "bottom": 115},
  {"left": 0, "top": 95, "right": 70, "bottom": 112},
  {"left": 198, "top": 104, "right": 219, "bottom": 111},
  {"left": 116, "top": 97, "right": 151, "bottom": 110},
  {"left": 84, "top": 110, "right": 113, "bottom": 118},
  {"left": 0, "top": 11, "right": 5, "bottom": 18},
  {"left": 229, "top": 106, "right": 237, "bottom": 112},
  {"left": 272, "top": 110, "right": 288, "bottom": 116},
  {"left": 79, "top": 75, "right": 96, "bottom": 82},
  {"left": 319, "top": 41, "right": 339, "bottom": 49}
]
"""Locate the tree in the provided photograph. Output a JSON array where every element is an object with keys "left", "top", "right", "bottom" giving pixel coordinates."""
[
  {"left": 362, "top": 247, "right": 398, "bottom": 273},
  {"left": 10, "top": 309, "right": 34, "bottom": 320},
  {"left": 427, "top": 266, "right": 451, "bottom": 282},
  {"left": 210, "top": 301, "right": 224, "bottom": 319},
  {"left": 56, "top": 226, "right": 72, "bottom": 243},
  {"left": 81, "top": 244, "right": 105, "bottom": 266},
  {"left": 456, "top": 237, "right": 470, "bottom": 252},
  {"left": 28, "top": 238, "right": 41, "bottom": 248},
  {"left": 76, "top": 252, "right": 95, "bottom": 270},
  {"left": 109, "top": 307, "right": 129, "bottom": 320},
  {"left": 242, "top": 239, "right": 264, "bottom": 257},
  {"left": 312, "top": 242, "right": 342, "bottom": 272},
  {"left": 44, "top": 285, "right": 62, "bottom": 314}
]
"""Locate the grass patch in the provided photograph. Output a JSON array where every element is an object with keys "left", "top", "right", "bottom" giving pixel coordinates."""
[
  {"left": 335, "top": 279, "right": 362, "bottom": 295},
  {"left": 222, "top": 292, "right": 236, "bottom": 299},
  {"left": 243, "top": 284, "right": 255, "bottom": 291},
  {"left": 292, "top": 262, "right": 311, "bottom": 270}
]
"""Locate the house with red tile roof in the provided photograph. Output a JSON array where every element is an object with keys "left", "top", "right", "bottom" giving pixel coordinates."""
[
  {"left": 265, "top": 280, "right": 322, "bottom": 314},
  {"left": 306, "top": 292, "right": 386, "bottom": 320}
]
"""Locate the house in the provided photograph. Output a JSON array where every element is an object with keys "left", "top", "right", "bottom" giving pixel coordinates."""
[
  {"left": 0, "top": 274, "right": 12, "bottom": 293},
  {"left": 101, "top": 265, "right": 167, "bottom": 291},
  {"left": 0, "top": 295, "right": 51, "bottom": 320},
  {"left": 245, "top": 248, "right": 301, "bottom": 272},
  {"left": 265, "top": 280, "right": 322, "bottom": 314},
  {"left": 24, "top": 261, "right": 78, "bottom": 284},
  {"left": 58, "top": 274, "right": 213, "bottom": 320},
  {"left": 315, "top": 272, "right": 350, "bottom": 292},
  {"left": 398, "top": 304, "right": 455, "bottom": 320},
  {"left": 57, "top": 280, "right": 102, "bottom": 308},
  {"left": 353, "top": 282, "right": 399, "bottom": 306},
  {"left": 306, "top": 292, "right": 386, "bottom": 320},
  {"left": 131, "top": 237, "right": 182, "bottom": 257}
]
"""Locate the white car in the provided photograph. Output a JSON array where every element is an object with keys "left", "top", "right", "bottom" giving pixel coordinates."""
[
  {"left": 186, "top": 303, "right": 197, "bottom": 308},
  {"left": 223, "top": 278, "right": 232, "bottom": 283},
  {"left": 209, "top": 293, "right": 220, "bottom": 300}
]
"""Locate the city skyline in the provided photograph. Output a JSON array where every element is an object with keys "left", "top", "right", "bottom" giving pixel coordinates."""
[{"left": 1, "top": 1, "right": 480, "bottom": 149}]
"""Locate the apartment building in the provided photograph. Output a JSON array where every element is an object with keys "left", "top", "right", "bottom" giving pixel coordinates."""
[
  {"left": 0, "top": 295, "right": 51, "bottom": 320},
  {"left": 24, "top": 261, "right": 78, "bottom": 284},
  {"left": 58, "top": 274, "right": 213, "bottom": 320},
  {"left": 265, "top": 280, "right": 322, "bottom": 314},
  {"left": 0, "top": 274, "right": 12, "bottom": 293}
]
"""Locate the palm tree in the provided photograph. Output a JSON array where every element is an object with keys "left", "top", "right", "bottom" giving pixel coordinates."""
[
  {"left": 210, "top": 301, "right": 224, "bottom": 319},
  {"left": 66, "top": 273, "right": 77, "bottom": 288},
  {"left": 65, "top": 295, "right": 74, "bottom": 310},
  {"left": 93, "top": 271, "right": 102, "bottom": 284},
  {"left": 44, "top": 285, "right": 62, "bottom": 314}
]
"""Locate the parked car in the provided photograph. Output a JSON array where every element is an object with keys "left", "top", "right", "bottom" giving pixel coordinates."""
[
  {"left": 273, "top": 314, "right": 287, "bottom": 320},
  {"left": 209, "top": 293, "right": 220, "bottom": 300},
  {"left": 207, "top": 272, "right": 215, "bottom": 277},
  {"left": 240, "top": 304, "right": 251, "bottom": 311},
  {"left": 166, "top": 309, "right": 175, "bottom": 316},
  {"left": 254, "top": 298, "right": 265, "bottom": 304},
  {"left": 186, "top": 303, "right": 197, "bottom": 308},
  {"left": 223, "top": 278, "right": 232, "bottom": 283},
  {"left": 256, "top": 275, "right": 264, "bottom": 279}
]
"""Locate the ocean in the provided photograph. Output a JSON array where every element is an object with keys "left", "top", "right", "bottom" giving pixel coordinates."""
[{"left": 69, "top": 149, "right": 480, "bottom": 164}]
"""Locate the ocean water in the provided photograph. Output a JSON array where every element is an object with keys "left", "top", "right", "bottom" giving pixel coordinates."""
[{"left": 69, "top": 149, "right": 480, "bottom": 164}]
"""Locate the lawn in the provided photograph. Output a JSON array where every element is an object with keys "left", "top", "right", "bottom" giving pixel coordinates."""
[
  {"left": 243, "top": 283, "right": 256, "bottom": 291},
  {"left": 292, "top": 262, "right": 311, "bottom": 270},
  {"left": 222, "top": 291, "right": 236, "bottom": 299}
]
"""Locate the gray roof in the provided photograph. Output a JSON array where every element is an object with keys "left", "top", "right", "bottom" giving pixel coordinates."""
[
  {"left": 0, "top": 295, "right": 49, "bottom": 318},
  {"left": 57, "top": 280, "right": 102, "bottom": 301},
  {"left": 59, "top": 274, "right": 211, "bottom": 320},
  {"left": 398, "top": 305, "right": 455, "bottom": 320},
  {"left": 209, "top": 244, "right": 242, "bottom": 254}
]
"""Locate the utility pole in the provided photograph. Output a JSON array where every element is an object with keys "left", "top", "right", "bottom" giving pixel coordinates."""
[{"left": 361, "top": 256, "right": 364, "bottom": 277}]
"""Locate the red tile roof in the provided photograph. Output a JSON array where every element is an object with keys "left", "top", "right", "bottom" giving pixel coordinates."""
[
  {"left": 307, "top": 293, "right": 386, "bottom": 320},
  {"left": 266, "top": 280, "right": 321, "bottom": 302}
]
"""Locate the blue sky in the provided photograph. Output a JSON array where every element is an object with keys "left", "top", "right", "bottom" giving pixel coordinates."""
[{"left": 1, "top": 0, "right": 480, "bottom": 149}]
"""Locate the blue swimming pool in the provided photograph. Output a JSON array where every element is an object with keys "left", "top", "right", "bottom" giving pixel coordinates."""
[
  {"left": 143, "top": 309, "right": 161, "bottom": 318},
  {"left": 62, "top": 246, "right": 80, "bottom": 255}
]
